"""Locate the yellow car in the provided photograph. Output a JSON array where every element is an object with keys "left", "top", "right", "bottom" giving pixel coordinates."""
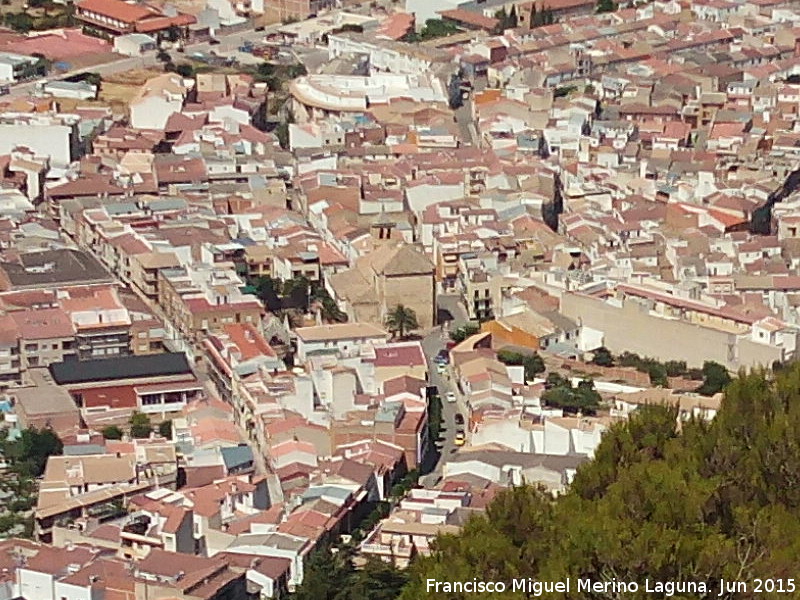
[{"left": 454, "top": 431, "right": 466, "bottom": 446}]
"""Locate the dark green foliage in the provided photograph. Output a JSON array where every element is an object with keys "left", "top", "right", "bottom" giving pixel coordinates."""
[
  {"left": 664, "top": 359, "right": 688, "bottom": 377},
  {"left": 158, "top": 420, "right": 173, "bottom": 440},
  {"left": 129, "top": 412, "right": 152, "bottom": 439},
  {"left": 253, "top": 274, "right": 346, "bottom": 322},
  {"left": 530, "top": 4, "right": 555, "bottom": 27},
  {"left": 402, "top": 19, "right": 459, "bottom": 42},
  {"left": 358, "top": 501, "right": 390, "bottom": 539},
  {"left": 616, "top": 351, "right": 690, "bottom": 385},
  {"left": 254, "top": 62, "right": 307, "bottom": 91},
  {"left": 496, "top": 349, "right": 545, "bottom": 380},
  {"left": 450, "top": 324, "right": 480, "bottom": 343},
  {"left": 553, "top": 85, "right": 577, "bottom": 98},
  {"left": 698, "top": 360, "right": 732, "bottom": 396},
  {"left": 292, "top": 542, "right": 407, "bottom": 600},
  {"left": 3, "top": 13, "right": 33, "bottom": 33},
  {"left": 404, "top": 363, "right": 800, "bottom": 598},
  {"left": 385, "top": 305, "right": 420, "bottom": 339},
  {"left": 597, "top": 0, "right": 616, "bottom": 12},
  {"left": 590, "top": 346, "right": 614, "bottom": 367},
  {"left": 541, "top": 377, "right": 602, "bottom": 415},
  {"left": 427, "top": 393, "right": 443, "bottom": 442},
  {"left": 494, "top": 6, "right": 518, "bottom": 32},
  {"left": 390, "top": 469, "right": 419, "bottom": 500},
  {"left": 101, "top": 425, "right": 124, "bottom": 440},
  {"left": 1, "top": 427, "right": 62, "bottom": 478},
  {"left": 174, "top": 63, "right": 195, "bottom": 78}
]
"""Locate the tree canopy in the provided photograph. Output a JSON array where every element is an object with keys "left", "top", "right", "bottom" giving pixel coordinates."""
[
  {"left": 385, "top": 305, "right": 420, "bottom": 339},
  {"left": 292, "top": 543, "right": 408, "bottom": 600},
  {"left": 403, "top": 363, "right": 800, "bottom": 599},
  {"left": 541, "top": 376, "right": 601, "bottom": 415},
  {"left": 129, "top": 412, "right": 152, "bottom": 439},
  {"left": 1, "top": 427, "right": 62, "bottom": 478},
  {"left": 450, "top": 323, "right": 480, "bottom": 344},
  {"left": 496, "top": 349, "right": 545, "bottom": 380}
]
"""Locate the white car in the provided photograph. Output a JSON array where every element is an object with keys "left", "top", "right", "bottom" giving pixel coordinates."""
[
  {"left": 446, "top": 392, "right": 456, "bottom": 403},
  {"left": 437, "top": 362, "right": 447, "bottom": 374}
]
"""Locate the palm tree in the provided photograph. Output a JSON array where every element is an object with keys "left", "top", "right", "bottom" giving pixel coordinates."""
[{"left": 385, "top": 305, "right": 419, "bottom": 339}]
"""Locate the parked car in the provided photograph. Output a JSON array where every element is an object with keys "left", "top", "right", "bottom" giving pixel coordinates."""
[
  {"left": 454, "top": 413, "right": 464, "bottom": 426},
  {"left": 436, "top": 362, "right": 447, "bottom": 374},
  {"left": 446, "top": 392, "right": 456, "bottom": 403},
  {"left": 454, "top": 431, "right": 466, "bottom": 446},
  {"left": 434, "top": 349, "right": 449, "bottom": 364}
]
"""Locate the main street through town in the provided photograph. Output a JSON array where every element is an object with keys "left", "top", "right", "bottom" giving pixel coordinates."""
[{"left": 420, "top": 294, "right": 471, "bottom": 487}]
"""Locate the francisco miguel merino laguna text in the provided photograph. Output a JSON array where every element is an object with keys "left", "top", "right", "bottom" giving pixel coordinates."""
[{"left": 426, "top": 578, "right": 713, "bottom": 596}]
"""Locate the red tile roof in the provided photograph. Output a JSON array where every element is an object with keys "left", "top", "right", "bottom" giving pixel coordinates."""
[
  {"left": 439, "top": 9, "right": 499, "bottom": 30},
  {"left": 77, "top": 0, "right": 155, "bottom": 23}
]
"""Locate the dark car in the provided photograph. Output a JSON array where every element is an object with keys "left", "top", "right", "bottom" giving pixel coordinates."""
[{"left": 454, "top": 413, "right": 465, "bottom": 426}]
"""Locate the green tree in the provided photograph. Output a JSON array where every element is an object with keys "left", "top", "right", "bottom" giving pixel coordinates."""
[
  {"left": 597, "top": 0, "right": 616, "bottom": 12},
  {"left": 449, "top": 323, "right": 480, "bottom": 343},
  {"left": 591, "top": 346, "right": 614, "bottom": 367},
  {"left": 698, "top": 360, "right": 732, "bottom": 396},
  {"left": 174, "top": 63, "right": 194, "bottom": 78},
  {"left": 427, "top": 393, "right": 443, "bottom": 442},
  {"left": 101, "top": 425, "right": 124, "bottom": 440},
  {"left": 384, "top": 305, "right": 419, "bottom": 339},
  {"left": 405, "top": 363, "right": 800, "bottom": 599},
  {"left": 664, "top": 359, "right": 688, "bottom": 377},
  {"left": 494, "top": 6, "right": 518, "bottom": 31},
  {"left": 541, "top": 377, "right": 601, "bottom": 415},
  {"left": 2, "top": 427, "right": 63, "bottom": 478},
  {"left": 291, "top": 543, "right": 354, "bottom": 600},
  {"left": 158, "top": 420, "right": 173, "bottom": 440},
  {"left": 129, "top": 412, "right": 152, "bottom": 439},
  {"left": 390, "top": 469, "right": 419, "bottom": 500},
  {"left": 496, "top": 349, "right": 545, "bottom": 380},
  {"left": 4, "top": 12, "right": 33, "bottom": 33},
  {"left": 405, "top": 18, "right": 459, "bottom": 42},
  {"left": 348, "top": 557, "right": 408, "bottom": 600},
  {"left": 647, "top": 362, "right": 668, "bottom": 387}
]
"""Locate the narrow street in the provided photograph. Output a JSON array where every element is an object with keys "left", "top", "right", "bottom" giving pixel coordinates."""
[{"left": 420, "top": 294, "right": 470, "bottom": 487}]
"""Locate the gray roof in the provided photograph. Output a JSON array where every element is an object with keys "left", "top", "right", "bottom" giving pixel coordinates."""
[
  {"left": 13, "top": 382, "right": 78, "bottom": 416},
  {"left": 221, "top": 445, "right": 254, "bottom": 470},
  {"left": 50, "top": 353, "right": 192, "bottom": 385},
  {"left": 148, "top": 198, "right": 187, "bottom": 212},
  {"left": 64, "top": 444, "right": 106, "bottom": 456},
  {"left": 447, "top": 450, "right": 587, "bottom": 473},
  {"left": 229, "top": 532, "right": 308, "bottom": 551},
  {"left": 0, "top": 249, "right": 113, "bottom": 290},
  {"left": 302, "top": 485, "right": 352, "bottom": 502}
]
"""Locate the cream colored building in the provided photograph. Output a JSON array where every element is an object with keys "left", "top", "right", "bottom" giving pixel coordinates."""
[{"left": 329, "top": 242, "right": 436, "bottom": 330}]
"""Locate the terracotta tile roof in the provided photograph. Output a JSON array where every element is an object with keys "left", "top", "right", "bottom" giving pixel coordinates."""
[
  {"left": 439, "top": 9, "right": 499, "bottom": 30},
  {"left": 77, "top": 0, "right": 155, "bottom": 23},
  {"left": 11, "top": 307, "right": 74, "bottom": 339}
]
